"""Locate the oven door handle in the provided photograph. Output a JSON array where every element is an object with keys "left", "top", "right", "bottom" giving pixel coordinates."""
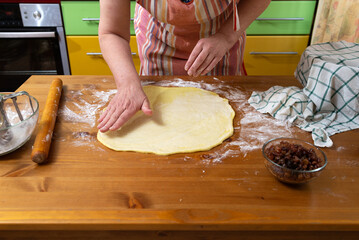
[
  {"left": 86, "top": 52, "right": 137, "bottom": 56},
  {"left": 0, "top": 32, "right": 56, "bottom": 38},
  {"left": 82, "top": 18, "right": 134, "bottom": 21}
]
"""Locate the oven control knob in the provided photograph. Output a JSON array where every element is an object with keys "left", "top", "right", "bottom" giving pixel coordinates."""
[{"left": 33, "top": 11, "right": 42, "bottom": 20}]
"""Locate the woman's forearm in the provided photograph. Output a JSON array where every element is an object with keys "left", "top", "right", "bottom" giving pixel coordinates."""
[
  {"left": 99, "top": 33, "right": 140, "bottom": 88},
  {"left": 99, "top": 0, "right": 140, "bottom": 89},
  {"left": 217, "top": 0, "right": 271, "bottom": 47}
]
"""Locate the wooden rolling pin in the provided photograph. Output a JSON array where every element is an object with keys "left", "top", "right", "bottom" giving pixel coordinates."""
[{"left": 31, "top": 78, "right": 63, "bottom": 164}]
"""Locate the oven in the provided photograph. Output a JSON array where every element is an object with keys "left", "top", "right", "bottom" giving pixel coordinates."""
[{"left": 0, "top": 2, "right": 70, "bottom": 92}]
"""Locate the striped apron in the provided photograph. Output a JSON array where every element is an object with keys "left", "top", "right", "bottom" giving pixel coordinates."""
[{"left": 134, "top": 0, "right": 246, "bottom": 76}]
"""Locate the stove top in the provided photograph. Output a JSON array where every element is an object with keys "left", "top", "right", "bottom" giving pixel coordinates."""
[{"left": 0, "top": 2, "right": 62, "bottom": 28}]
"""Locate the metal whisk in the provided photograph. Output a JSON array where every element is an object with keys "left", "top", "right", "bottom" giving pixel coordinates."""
[{"left": 0, "top": 91, "right": 35, "bottom": 144}]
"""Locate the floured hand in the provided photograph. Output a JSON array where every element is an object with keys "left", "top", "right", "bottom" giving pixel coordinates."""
[{"left": 97, "top": 84, "right": 152, "bottom": 132}]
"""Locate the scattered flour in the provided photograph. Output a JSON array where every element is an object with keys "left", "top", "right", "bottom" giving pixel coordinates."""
[
  {"left": 345, "top": 160, "right": 359, "bottom": 168},
  {"left": 59, "top": 88, "right": 117, "bottom": 128},
  {"left": 336, "top": 146, "right": 346, "bottom": 152},
  {"left": 57, "top": 85, "right": 116, "bottom": 150}
]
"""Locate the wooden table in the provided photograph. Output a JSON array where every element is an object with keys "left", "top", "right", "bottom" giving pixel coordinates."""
[{"left": 0, "top": 75, "right": 358, "bottom": 239}]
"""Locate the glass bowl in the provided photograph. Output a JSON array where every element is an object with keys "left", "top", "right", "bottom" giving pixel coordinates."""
[
  {"left": 0, "top": 92, "right": 39, "bottom": 156},
  {"left": 262, "top": 137, "right": 327, "bottom": 184}
]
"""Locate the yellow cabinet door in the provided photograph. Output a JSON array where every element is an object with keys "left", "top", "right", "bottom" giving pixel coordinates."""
[
  {"left": 67, "top": 36, "right": 140, "bottom": 75},
  {"left": 244, "top": 36, "right": 309, "bottom": 76}
]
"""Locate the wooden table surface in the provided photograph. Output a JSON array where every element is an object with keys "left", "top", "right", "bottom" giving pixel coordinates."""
[{"left": 0, "top": 75, "right": 358, "bottom": 239}]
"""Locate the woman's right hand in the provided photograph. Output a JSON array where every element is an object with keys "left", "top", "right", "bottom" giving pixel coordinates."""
[{"left": 97, "top": 83, "right": 152, "bottom": 132}]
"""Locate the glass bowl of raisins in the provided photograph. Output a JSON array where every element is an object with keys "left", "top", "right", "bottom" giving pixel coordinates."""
[{"left": 262, "top": 137, "right": 327, "bottom": 184}]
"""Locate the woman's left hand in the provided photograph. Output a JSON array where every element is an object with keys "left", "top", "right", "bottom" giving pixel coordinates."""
[{"left": 185, "top": 33, "right": 231, "bottom": 77}]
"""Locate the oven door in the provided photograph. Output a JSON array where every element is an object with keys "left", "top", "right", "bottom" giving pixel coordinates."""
[{"left": 0, "top": 27, "right": 65, "bottom": 92}]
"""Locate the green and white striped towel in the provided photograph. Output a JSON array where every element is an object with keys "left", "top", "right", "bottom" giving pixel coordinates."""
[{"left": 248, "top": 41, "right": 359, "bottom": 147}]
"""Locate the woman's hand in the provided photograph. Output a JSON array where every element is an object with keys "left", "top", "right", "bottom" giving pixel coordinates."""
[
  {"left": 97, "top": 83, "right": 152, "bottom": 132},
  {"left": 185, "top": 0, "right": 271, "bottom": 77},
  {"left": 185, "top": 33, "right": 232, "bottom": 77}
]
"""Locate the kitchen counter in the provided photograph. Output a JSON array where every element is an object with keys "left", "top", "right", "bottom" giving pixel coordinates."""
[{"left": 0, "top": 75, "right": 358, "bottom": 239}]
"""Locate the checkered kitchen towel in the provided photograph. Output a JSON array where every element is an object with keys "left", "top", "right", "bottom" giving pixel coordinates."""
[{"left": 248, "top": 41, "right": 359, "bottom": 147}]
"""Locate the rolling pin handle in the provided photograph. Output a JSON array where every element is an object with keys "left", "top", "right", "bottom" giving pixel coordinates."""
[{"left": 32, "top": 152, "right": 46, "bottom": 164}]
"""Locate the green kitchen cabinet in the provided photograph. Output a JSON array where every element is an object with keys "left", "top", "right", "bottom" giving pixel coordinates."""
[
  {"left": 61, "top": 1, "right": 136, "bottom": 36},
  {"left": 246, "top": 1, "right": 316, "bottom": 35}
]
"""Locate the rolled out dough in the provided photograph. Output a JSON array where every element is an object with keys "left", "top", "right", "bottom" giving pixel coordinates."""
[{"left": 97, "top": 86, "right": 235, "bottom": 155}]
